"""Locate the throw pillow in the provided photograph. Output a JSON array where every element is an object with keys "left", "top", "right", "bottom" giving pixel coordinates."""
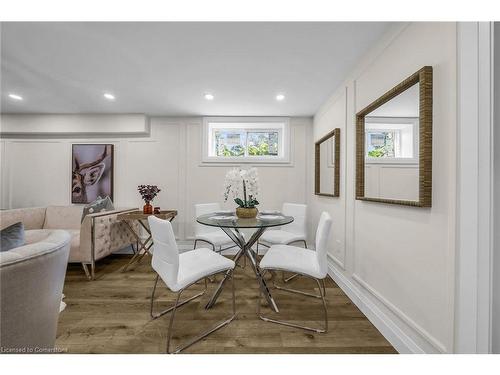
[
  {"left": 0, "top": 222, "right": 25, "bottom": 252},
  {"left": 81, "top": 196, "right": 115, "bottom": 222}
]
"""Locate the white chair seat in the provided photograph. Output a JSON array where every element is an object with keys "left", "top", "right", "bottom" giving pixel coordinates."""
[
  {"left": 169, "top": 248, "right": 235, "bottom": 292},
  {"left": 259, "top": 230, "right": 305, "bottom": 245},
  {"left": 196, "top": 231, "right": 236, "bottom": 247},
  {"left": 259, "top": 244, "right": 325, "bottom": 279}
]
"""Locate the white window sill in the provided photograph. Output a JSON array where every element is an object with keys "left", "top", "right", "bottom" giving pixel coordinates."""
[{"left": 365, "top": 158, "right": 419, "bottom": 166}]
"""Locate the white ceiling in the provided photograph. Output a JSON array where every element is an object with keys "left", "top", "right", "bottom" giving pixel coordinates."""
[{"left": 1, "top": 22, "right": 391, "bottom": 116}]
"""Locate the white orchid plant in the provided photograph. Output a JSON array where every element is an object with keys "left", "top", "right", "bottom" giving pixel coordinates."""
[{"left": 223, "top": 167, "right": 260, "bottom": 209}]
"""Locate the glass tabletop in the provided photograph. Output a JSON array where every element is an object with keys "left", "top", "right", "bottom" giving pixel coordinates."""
[{"left": 196, "top": 212, "right": 294, "bottom": 229}]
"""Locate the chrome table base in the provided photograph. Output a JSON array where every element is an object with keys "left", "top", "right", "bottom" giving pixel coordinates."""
[{"left": 205, "top": 226, "right": 280, "bottom": 313}]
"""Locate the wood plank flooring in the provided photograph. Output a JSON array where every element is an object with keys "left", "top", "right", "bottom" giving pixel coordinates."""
[{"left": 56, "top": 255, "right": 396, "bottom": 354}]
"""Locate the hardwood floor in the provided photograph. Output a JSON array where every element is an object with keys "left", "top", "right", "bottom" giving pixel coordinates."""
[{"left": 56, "top": 254, "right": 396, "bottom": 354}]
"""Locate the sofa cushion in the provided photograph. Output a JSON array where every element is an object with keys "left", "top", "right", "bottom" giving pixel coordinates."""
[
  {"left": 43, "top": 206, "right": 83, "bottom": 230},
  {"left": 0, "top": 222, "right": 25, "bottom": 252},
  {"left": 0, "top": 207, "right": 46, "bottom": 230},
  {"left": 13, "top": 229, "right": 81, "bottom": 263},
  {"left": 25, "top": 229, "right": 54, "bottom": 245}
]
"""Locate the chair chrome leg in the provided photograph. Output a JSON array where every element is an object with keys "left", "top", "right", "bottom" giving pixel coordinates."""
[
  {"left": 258, "top": 272, "right": 328, "bottom": 333},
  {"left": 165, "top": 271, "right": 237, "bottom": 354},
  {"left": 82, "top": 263, "right": 91, "bottom": 280},
  {"left": 150, "top": 274, "right": 207, "bottom": 319},
  {"left": 283, "top": 273, "right": 299, "bottom": 283}
]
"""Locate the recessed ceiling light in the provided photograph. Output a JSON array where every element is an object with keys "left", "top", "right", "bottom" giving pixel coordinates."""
[
  {"left": 276, "top": 94, "right": 285, "bottom": 101},
  {"left": 103, "top": 93, "right": 115, "bottom": 101},
  {"left": 8, "top": 93, "right": 23, "bottom": 101},
  {"left": 204, "top": 93, "right": 214, "bottom": 101}
]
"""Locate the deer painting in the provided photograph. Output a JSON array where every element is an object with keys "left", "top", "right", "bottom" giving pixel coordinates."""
[{"left": 72, "top": 144, "right": 113, "bottom": 203}]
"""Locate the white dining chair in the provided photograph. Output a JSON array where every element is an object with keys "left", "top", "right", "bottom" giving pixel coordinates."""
[
  {"left": 256, "top": 203, "right": 307, "bottom": 282},
  {"left": 194, "top": 203, "right": 238, "bottom": 253},
  {"left": 148, "top": 216, "right": 236, "bottom": 354},
  {"left": 256, "top": 203, "right": 308, "bottom": 254},
  {"left": 257, "top": 211, "right": 332, "bottom": 333}
]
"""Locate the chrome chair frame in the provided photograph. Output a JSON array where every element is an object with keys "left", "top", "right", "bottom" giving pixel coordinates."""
[
  {"left": 194, "top": 239, "right": 239, "bottom": 253},
  {"left": 150, "top": 269, "right": 236, "bottom": 354},
  {"left": 257, "top": 269, "right": 328, "bottom": 333}
]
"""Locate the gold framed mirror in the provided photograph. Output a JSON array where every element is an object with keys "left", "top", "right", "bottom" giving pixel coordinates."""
[
  {"left": 356, "top": 66, "right": 432, "bottom": 207},
  {"left": 315, "top": 128, "right": 340, "bottom": 197}
]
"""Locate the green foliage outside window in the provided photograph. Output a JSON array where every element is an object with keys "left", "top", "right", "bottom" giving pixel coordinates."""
[{"left": 214, "top": 130, "right": 279, "bottom": 157}]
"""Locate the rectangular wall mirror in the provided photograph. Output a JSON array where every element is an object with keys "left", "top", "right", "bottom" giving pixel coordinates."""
[
  {"left": 356, "top": 66, "right": 432, "bottom": 207},
  {"left": 315, "top": 128, "right": 340, "bottom": 197}
]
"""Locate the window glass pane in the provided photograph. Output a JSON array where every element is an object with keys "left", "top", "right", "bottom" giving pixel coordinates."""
[
  {"left": 365, "top": 119, "right": 416, "bottom": 160},
  {"left": 366, "top": 131, "right": 397, "bottom": 158},
  {"left": 214, "top": 130, "right": 245, "bottom": 156},
  {"left": 247, "top": 131, "right": 279, "bottom": 156}
]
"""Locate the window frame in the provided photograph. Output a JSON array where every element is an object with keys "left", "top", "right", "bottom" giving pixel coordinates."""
[
  {"left": 202, "top": 117, "right": 291, "bottom": 164},
  {"left": 364, "top": 116, "right": 419, "bottom": 165}
]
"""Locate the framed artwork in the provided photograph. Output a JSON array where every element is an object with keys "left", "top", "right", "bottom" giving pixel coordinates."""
[{"left": 71, "top": 144, "right": 114, "bottom": 204}]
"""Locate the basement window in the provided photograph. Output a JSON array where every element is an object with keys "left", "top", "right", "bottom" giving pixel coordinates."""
[
  {"left": 365, "top": 116, "right": 419, "bottom": 164},
  {"left": 202, "top": 117, "right": 290, "bottom": 163}
]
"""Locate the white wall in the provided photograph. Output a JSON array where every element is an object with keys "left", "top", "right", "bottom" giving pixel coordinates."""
[
  {"left": 364, "top": 164, "right": 419, "bottom": 200},
  {"left": 308, "top": 23, "right": 457, "bottom": 353},
  {"left": 493, "top": 22, "right": 500, "bottom": 354},
  {"left": 0, "top": 115, "right": 311, "bottom": 242}
]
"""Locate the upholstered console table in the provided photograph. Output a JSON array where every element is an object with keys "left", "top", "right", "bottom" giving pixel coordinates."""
[{"left": 118, "top": 210, "right": 178, "bottom": 271}]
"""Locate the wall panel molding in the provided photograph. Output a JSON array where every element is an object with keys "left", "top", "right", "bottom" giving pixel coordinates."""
[
  {"left": 352, "top": 273, "right": 447, "bottom": 353},
  {"left": 328, "top": 261, "right": 422, "bottom": 353},
  {"left": 455, "top": 21, "right": 495, "bottom": 353}
]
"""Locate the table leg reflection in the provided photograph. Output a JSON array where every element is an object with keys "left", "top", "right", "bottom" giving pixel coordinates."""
[{"left": 204, "top": 226, "right": 279, "bottom": 313}]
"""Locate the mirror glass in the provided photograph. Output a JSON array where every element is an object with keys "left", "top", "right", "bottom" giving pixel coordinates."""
[
  {"left": 315, "top": 129, "right": 339, "bottom": 197},
  {"left": 363, "top": 82, "right": 420, "bottom": 201},
  {"left": 319, "top": 137, "right": 335, "bottom": 195}
]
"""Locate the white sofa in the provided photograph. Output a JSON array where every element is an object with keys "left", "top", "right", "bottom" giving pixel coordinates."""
[{"left": 0, "top": 206, "right": 139, "bottom": 279}]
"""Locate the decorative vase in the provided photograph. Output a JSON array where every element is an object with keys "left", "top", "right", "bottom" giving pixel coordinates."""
[
  {"left": 143, "top": 202, "right": 153, "bottom": 215},
  {"left": 236, "top": 207, "right": 258, "bottom": 219}
]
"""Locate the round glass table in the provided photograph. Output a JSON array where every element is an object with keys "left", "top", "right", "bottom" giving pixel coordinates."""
[{"left": 197, "top": 212, "right": 294, "bottom": 313}]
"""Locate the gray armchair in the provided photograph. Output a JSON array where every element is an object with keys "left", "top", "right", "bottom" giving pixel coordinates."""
[{"left": 0, "top": 229, "right": 70, "bottom": 352}]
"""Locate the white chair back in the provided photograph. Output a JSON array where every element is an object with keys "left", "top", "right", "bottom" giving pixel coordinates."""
[
  {"left": 282, "top": 203, "right": 307, "bottom": 236},
  {"left": 315, "top": 212, "right": 332, "bottom": 276},
  {"left": 148, "top": 216, "right": 179, "bottom": 290},
  {"left": 195, "top": 203, "right": 221, "bottom": 236}
]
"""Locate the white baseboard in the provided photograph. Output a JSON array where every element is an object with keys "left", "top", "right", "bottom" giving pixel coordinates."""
[{"left": 327, "top": 261, "right": 429, "bottom": 354}]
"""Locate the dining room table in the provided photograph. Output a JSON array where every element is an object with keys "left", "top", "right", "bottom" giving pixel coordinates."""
[{"left": 196, "top": 211, "right": 294, "bottom": 313}]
